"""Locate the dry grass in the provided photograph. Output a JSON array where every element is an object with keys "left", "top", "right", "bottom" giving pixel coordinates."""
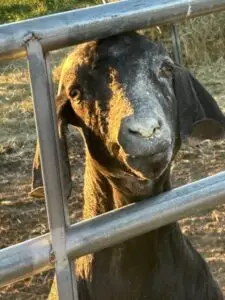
[
  {"left": 179, "top": 12, "right": 225, "bottom": 65},
  {"left": 141, "top": 11, "right": 225, "bottom": 66}
]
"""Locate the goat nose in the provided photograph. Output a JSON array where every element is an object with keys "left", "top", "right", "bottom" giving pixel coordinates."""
[{"left": 128, "top": 119, "right": 161, "bottom": 138}]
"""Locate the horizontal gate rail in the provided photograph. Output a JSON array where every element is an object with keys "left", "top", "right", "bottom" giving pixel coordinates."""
[
  {"left": 0, "top": 0, "right": 225, "bottom": 60},
  {"left": 1, "top": 171, "right": 225, "bottom": 288}
]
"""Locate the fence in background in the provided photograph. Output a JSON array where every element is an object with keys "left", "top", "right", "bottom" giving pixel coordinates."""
[{"left": 1, "top": 1, "right": 225, "bottom": 299}]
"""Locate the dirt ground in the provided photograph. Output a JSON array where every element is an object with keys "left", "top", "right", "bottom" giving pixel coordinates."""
[{"left": 0, "top": 49, "right": 225, "bottom": 299}]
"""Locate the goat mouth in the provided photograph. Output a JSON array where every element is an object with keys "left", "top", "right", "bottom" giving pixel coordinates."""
[
  {"left": 125, "top": 147, "right": 172, "bottom": 179},
  {"left": 127, "top": 149, "right": 168, "bottom": 160},
  {"left": 126, "top": 145, "right": 171, "bottom": 160}
]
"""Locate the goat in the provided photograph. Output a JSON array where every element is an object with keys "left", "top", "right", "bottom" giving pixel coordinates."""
[{"left": 30, "top": 32, "right": 224, "bottom": 300}]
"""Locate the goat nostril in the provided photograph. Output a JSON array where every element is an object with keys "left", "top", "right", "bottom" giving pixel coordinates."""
[
  {"left": 128, "top": 124, "right": 160, "bottom": 138},
  {"left": 128, "top": 128, "right": 141, "bottom": 136},
  {"left": 153, "top": 126, "right": 160, "bottom": 135}
]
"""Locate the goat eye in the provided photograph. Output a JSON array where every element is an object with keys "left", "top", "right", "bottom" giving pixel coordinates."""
[
  {"left": 69, "top": 87, "right": 81, "bottom": 101},
  {"left": 158, "top": 62, "right": 173, "bottom": 78}
]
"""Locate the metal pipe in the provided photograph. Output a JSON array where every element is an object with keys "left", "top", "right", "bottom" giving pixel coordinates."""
[
  {"left": 1, "top": 171, "right": 225, "bottom": 288},
  {"left": 27, "top": 40, "right": 79, "bottom": 299},
  {"left": 171, "top": 23, "right": 183, "bottom": 65},
  {"left": 1, "top": 0, "right": 225, "bottom": 60},
  {"left": 0, "top": 234, "right": 52, "bottom": 287}
]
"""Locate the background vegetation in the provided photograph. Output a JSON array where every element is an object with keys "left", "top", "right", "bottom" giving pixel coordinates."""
[{"left": 0, "top": 0, "right": 100, "bottom": 23}]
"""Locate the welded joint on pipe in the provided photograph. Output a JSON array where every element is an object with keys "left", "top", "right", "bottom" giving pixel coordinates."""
[{"left": 23, "top": 32, "right": 41, "bottom": 46}]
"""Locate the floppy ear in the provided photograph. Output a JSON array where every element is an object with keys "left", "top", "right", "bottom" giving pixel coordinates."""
[
  {"left": 173, "top": 67, "right": 225, "bottom": 141},
  {"left": 30, "top": 95, "right": 76, "bottom": 199}
]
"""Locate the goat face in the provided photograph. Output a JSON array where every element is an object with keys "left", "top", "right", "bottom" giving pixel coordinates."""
[
  {"left": 58, "top": 34, "right": 177, "bottom": 182},
  {"left": 58, "top": 33, "right": 225, "bottom": 184},
  {"left": 30, "top": 32, "right": 225, "bottom": 199}
]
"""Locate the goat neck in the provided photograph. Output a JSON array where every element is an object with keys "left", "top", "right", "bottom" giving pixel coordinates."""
[{"left": 82, "top": 149, "right": 171, "bottom": 218}]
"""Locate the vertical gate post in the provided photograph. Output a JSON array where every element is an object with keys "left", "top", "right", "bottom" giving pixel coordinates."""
[
  {"left": 171, "top": 24, "right": 183, "bottom": 65},
  {"left": 26, "top": 38, "right": 78, "bottom": 300}
]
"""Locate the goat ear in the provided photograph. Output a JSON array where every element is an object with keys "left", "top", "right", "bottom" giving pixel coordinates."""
[
  {"left": 30, "top": 142, "right": 44, "bottom": 198},
  {"left": 29, "top": 95, "right": 76, "bottom": 199},
  {"left": 173, "top": 67, "right": 225, "bottom": 141}
]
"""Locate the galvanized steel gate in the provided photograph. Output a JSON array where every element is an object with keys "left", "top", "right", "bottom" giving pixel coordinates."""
[{"left": 1, "top": 1, "right": 225, "bottom": 299}]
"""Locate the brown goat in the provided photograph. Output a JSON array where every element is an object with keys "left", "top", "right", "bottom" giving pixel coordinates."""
[{"left": 31, "top": 32, "right": 224, "bottom": 300}]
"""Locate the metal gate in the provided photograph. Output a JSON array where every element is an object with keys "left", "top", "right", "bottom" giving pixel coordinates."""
[{"left": 1, "top": 1, "right": 225, "bottom": 299}]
